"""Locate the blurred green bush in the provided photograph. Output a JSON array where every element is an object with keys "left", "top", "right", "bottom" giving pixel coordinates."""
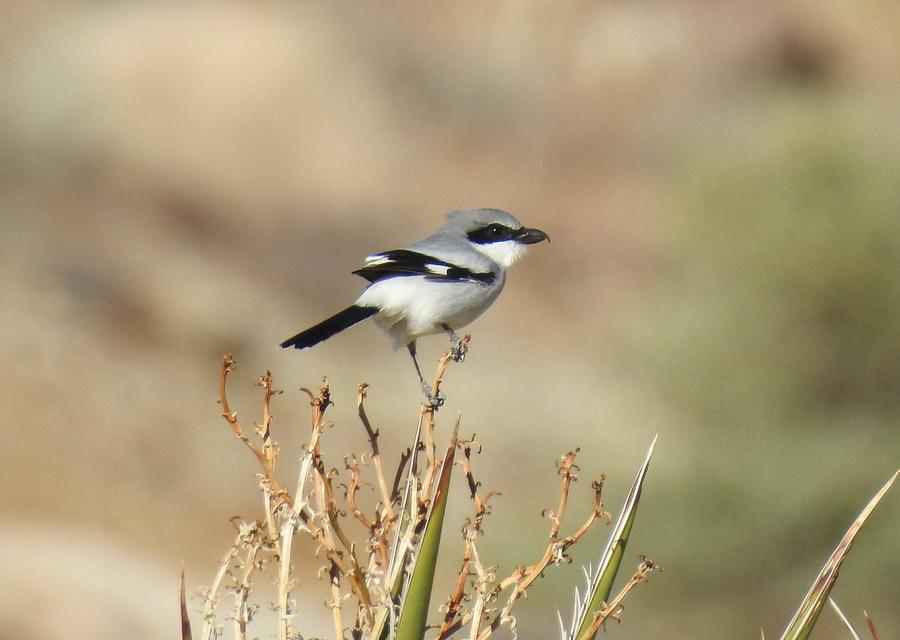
[{"left": 652, "top": 103, "right": 900, "bottom": 431}]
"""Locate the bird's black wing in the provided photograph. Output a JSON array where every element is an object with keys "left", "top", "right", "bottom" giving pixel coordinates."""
[{"left": 352, "top": 249, "right": 495, "bottom": 285}]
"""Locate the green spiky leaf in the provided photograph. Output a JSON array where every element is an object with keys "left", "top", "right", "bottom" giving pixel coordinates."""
[
  {"left": 371, "top": 422, "right": 423, "bottom": 640},
  {"left": 395, "top": 424, "right": 458, "bottom": 640},
  {"left": 778, "top": 470, "right": 898, "bottom": 640},
  {"left": 570, "top": 435, "right": 657, "bottom": 640}
]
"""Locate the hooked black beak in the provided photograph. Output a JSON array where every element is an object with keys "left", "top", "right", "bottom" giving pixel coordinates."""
[{"left": 515, "top": 227, "right": 549, "bottom": 244}]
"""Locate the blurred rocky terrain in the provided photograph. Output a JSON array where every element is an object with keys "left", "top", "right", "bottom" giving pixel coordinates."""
[{"left": 2, "top": 2, "right": 899, "bottom": 638}]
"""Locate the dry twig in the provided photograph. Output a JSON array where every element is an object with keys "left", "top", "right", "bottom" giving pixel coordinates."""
[
  {"left": 578, "top": 556, "right": 660, "bottom": 640},
  {"left": 232, "top": 524, "right": 263, "bottom": 640},
  {"left": 218, "top": 355, "right": 288, "bottom": 502},
  {"left": 357, "top": 384, "right": 397, "bottom": 521},
  {"left": 864, "top": 611, "right": 881, "bottom": 640},
  {"left": 197, "top": 345, "right": 648, "bottom": 640},
  {"left": 478, "top": 452, "right": 609, "bottom": 638}
]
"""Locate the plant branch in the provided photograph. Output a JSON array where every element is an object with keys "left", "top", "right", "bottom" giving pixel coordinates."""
[
  {"left": 218, "top": 354, "right": 290, "bottom": 504},
  {"left": 357, "top": 384, "right": 396, "bottom": 522},
  {"left": 477, "top": 452, "right": 609, "bottom": 639},
  {"left": 578, "top": 557, "right": 660, "bottom": 640}
]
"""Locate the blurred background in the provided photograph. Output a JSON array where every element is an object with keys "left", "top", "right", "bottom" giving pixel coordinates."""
[{"left": 2, "top": 2, "right": 899, "bottom": 638}]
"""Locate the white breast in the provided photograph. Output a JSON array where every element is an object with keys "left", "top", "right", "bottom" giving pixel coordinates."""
[{"left": 356, "top": 274, "right": 506, "bottom": 350}]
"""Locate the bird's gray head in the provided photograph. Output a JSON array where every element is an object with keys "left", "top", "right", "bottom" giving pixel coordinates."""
[{"left": 444, "top": 208, "right": 549, "bottom": 268}]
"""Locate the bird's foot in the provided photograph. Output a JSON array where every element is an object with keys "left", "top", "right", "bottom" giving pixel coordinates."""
[
  {"left": 449, "top": 337, "right": 468, "bottom": 363},
  {"left": 421, "top": 383, "right": 445, "bottom": 409},
  {"left": 427, "top": 392, "right": 445, "bottom": 409},
  {"left": 442, "top": 324, "right": 467, "bottom": 363}
]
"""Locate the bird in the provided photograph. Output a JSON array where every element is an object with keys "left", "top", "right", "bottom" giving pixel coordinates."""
[{"left": 280, "top": 208, "right": 549, "bottom": 406}]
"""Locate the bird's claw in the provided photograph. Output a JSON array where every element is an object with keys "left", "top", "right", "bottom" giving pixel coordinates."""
[
  {"left": 427, "top": 392, "right": 445, "bottom": 409},
  {"left": 450, "top": 339, "right": 468, "bottom": 363},
  {"left": 421, "top": 384, "right": 445, "bottom": 409}
]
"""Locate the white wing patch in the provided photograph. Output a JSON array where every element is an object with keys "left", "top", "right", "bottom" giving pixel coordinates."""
[
  {"left": 364, "top": 254, "right": 392, "bottom": 266},
  {"left": 425, "top": 263, "right": 450, "bottom": 275}
]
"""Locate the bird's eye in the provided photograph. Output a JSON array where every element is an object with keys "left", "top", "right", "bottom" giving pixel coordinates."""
[{"left": 467, "top": 223, "right": 512, "bottom": 244}]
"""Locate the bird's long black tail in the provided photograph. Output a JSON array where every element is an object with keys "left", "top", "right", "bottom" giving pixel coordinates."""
[{"left": 280, "top": 305, "right": 379, "bottom": 349}]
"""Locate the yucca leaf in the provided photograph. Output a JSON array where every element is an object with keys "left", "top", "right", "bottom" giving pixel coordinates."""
[
  {"left": 778, "top": 470, "right": 898, "bottom": 640},
  {"left": 370, "top": 478, "right": 419, "bottom": 640},
  {"left": 395, "top": 421, "right": 459, "bottom": 640},
  {"left": 370, "top": 421, "right": 423, "bottom": 640},
  {"left": 180, "top": 564, "right": 193, "bottom": 640},
  {"left": 569, "top": 435, "right": 658, "bottom": 640}
]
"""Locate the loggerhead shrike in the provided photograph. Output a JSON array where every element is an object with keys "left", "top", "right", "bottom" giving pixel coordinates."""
[{"left": 281, "top": 208, "right": 548, "bottom": 406}]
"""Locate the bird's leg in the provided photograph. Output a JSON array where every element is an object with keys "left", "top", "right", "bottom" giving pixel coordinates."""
[
  {"left": 441, "top": 323, "right": 467, "bottom": 362},
  {"left": 407, "top": 341, "right": 444, "bottom": 408}
]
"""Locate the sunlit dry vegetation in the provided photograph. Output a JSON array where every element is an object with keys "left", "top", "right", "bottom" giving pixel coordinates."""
[
  {"left": 185, "top": 344, "right": 895, "bottom": 640},
  {"left": 185, "top": 346, "right": 660, "bottom": 640}
]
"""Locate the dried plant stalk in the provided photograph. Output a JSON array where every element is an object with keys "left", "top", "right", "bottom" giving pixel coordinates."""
[
  {"left": 434, "top": 447, "right": 612, "bottom": 640},
  {"left": 233, "top": 526, "right": 262, "bottom": 640},
  {"left": 864, "top": 611, "right": 881, "bottom": 640},
  {"left": 357, "top": 384, "right": 396, "bottom": 522},
  {"left": 218, "top": 356, "right": 287, "bottom": 501},
  {"left": 180, "top": 564, "right": 193, "bottom": 640},
  {"left": 194, "top": 341, "right": 655, "bottom": 640},
  {"left": 578, "top": 557, "right": 660, "bottom": 640}
]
